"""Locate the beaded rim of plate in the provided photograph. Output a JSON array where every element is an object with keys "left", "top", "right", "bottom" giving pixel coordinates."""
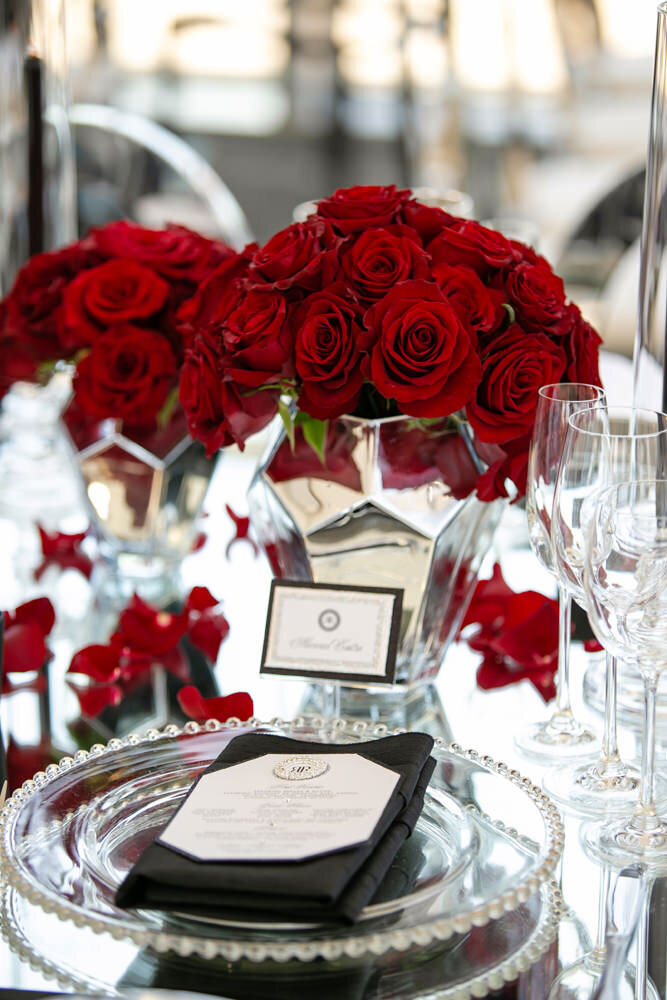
[
  {"left": 0, "top": 715, "right": 565, "bottom": 966},
  {"left": 0, "top": 880, "right": 564, "bottom": 1000}
]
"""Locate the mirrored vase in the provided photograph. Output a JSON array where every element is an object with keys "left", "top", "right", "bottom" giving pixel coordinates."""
[
  {"left": 248, "top": 414, "right": 504, "bottom": 727},
  {"left": 65, "top": 409, "right": 217, "bottom": 602}
]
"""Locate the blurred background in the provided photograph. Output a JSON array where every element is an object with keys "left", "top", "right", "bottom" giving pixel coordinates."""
[{"left": 58, "top": 1, "right": 667, "bottom": 356}]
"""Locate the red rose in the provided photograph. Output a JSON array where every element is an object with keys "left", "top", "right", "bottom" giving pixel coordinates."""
[
  {"left": 91, "top": 221, "right": 234, "bottom": 284},
  {"left": 73, "top": 324, "right": 176, "bottom": 425},
  {"left": 294, "top": 286, "right": 370, "bottom": 419},
  {"left": 429, "top": 220, "right": 518, "bottom": 276},
  {"left": 400, "top": 199, "right": 456, "bottom": 243},
  {"left": 176, "top": 251, "right": 254, "bottom": 345},
  {"left": 564, "top": 308, "right": 603, "bottom": 385},
  {"left": 474, "top": 436, "right": 531, "bottom": 502},
  {"left": 340, "top": 226, "right": 430, "bottom": 305},
  {"left": 224, "top": 289, "right": 293, "bottom": 388},
  {"left": 220, "top": 377, "right": 280, "bottom": 449},
  {"left": 62, "top": 259, "right": 169, "bottom": 349},
  {"left": 365, "top": 280, "right": 482, "bottom": 418},
  {"left": 315, "top": 184, "right": 411, "bottom": 234},
  {"left": 503, "top": 261, "right": 573, "bottom": 337},
  {"left": 2, "top": 242, "right": 98, "bottom": 361},
  {"left": 180, "top": 330, "right": 234, "bottom": 455},
  {"left": 0, "top": 333, "right": 40, "bottom": 396},
  {"left": 466, "top": 324, "right": 566, "bottom": 445},
  {"left": 248, "top": 218, "right": 339, "bottom": 292},
  {"left": 433, "top": 263, "right": 504, "bottom": 337}
]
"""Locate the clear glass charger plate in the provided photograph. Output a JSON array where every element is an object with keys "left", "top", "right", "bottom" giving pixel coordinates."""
[
  {"left": 0, "top": 880, "right": 562, "bottom": 1000},
  {"left": 0, "top": 716, "right": 564, "bottom": 968}
]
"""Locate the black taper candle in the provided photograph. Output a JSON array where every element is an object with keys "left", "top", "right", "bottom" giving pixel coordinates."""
[{"left": 24, "top": 48, "right": 44, "bottom": 257}]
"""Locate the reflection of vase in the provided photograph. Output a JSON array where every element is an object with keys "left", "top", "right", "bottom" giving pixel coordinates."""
[
  {"left": 65, "top": 408, "right": 217, "bottom": 600},
  {"left": 248, "top": 414, "right": 503, "bottom": 724}
]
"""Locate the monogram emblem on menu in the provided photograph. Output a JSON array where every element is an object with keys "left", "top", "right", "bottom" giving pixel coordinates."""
[{"left": 273, "top": 755, "right": 330, "bottom": 781}]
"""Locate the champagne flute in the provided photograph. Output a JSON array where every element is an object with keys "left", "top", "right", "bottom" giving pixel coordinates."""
[
  {"left": 545, "top": 407, "right": 667, "bottom": 814},
  {"left": 515, "top": 382, "right": 605, "bottom": 761},
  {"left": 583, "top": 479, "right": 667, "bottom": 867}
]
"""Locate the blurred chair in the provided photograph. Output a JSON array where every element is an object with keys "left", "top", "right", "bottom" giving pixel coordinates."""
[
  {"left": 557, "top": 163, "right": 645, "bottom": 359},
  {"left": 68, "top": 103, "right": 253, "bottom": 249}
]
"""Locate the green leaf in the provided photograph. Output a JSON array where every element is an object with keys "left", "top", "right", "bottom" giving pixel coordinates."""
[
  {"left": 297, "top": 413, "right": 328, "bottom": 464},
  {"left": 278, "top": 397, "right": 296, "bottom": 451},
  {"left": 502, "top": 302, "right": 516, "bottom": 324},
  {"left": 157, "top": 386, "right": 180, "bottom": 429}
]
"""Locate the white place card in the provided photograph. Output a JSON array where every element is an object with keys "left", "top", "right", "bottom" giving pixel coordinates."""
[
  {"left": 157, "top": 752, "right": 399, "bottom": 862},
  {"left": 260, "top": 580, "right": 403, "bottom": 685}
]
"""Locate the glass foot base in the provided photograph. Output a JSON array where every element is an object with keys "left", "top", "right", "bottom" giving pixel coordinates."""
[
  {"left": 515, "top": 715, "right": 598, "bottom": 763},
  {"left": 543, "top": 760, "right": 642, "bottom": 818},
  {"left": 583, "top": 815, "right": 667, "bottom": 871}
]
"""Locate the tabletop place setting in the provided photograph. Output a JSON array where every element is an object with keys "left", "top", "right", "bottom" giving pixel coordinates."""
[{"left": 4, "top": 3, "right": 667, "bottom": 1000}]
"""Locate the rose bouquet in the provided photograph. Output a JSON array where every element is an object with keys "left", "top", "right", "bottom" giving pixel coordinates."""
[
  {"left": 178, "top": 185, "right": 602, "bottom": 501},
  {"left": 0, "top": 221, "right": 234, "bottom": 433}
]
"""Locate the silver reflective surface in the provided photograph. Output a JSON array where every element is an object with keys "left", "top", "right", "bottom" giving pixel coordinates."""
[{"left": 248, "top": 415, "right": 503, "bottom": 686}]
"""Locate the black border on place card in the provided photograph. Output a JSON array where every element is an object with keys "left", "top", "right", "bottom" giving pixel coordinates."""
[{"left": 260, "top": 579, "right": 403, "bottom": 686}]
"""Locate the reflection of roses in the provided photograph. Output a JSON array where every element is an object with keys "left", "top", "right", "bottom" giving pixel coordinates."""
[
  {"left": 316, "top": 184, "right": 410, "bottom": 234},
  {"left": 366, "top": 280, "right": 481, "bottom": 418},
  {"left": 294, "top": 287, "right": 369, "bottom": 418},
  {"left": 268, "top": 421, "right": 362, "bottom": 492},
  {"left": 467, "top": 325, "right": 566, "bottom": 445},
  {"left": 73, "top": 325, "right": 176, "bottom": 425},
  {"left": 62, "top": 259, "right": 169, "bottom": 349},
  {"left": 379, "top": 420, "right": 478, "bottom": 499}
]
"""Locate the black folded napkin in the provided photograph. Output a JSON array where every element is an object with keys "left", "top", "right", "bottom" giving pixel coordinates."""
[{"left": 116, "top": 731, "right": 435, "bottom": 924}]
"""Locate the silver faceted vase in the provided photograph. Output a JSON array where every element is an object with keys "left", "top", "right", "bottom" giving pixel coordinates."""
[{"left": 248, "top": 414, "right": 504, "bottom": 730}]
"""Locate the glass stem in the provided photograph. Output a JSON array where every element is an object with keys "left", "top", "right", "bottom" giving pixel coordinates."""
[
  {"left": 634, "top": 881, "right": 652, "bottom": 1000},
  {"left": 634, "top": 671, "right": 659, "bottom": 829},
  {"left": 600, "top": 653, "right": 621, "bottom": 764},
  {"left": 554, "top": 585, "right": 572, "bottom": 717}
]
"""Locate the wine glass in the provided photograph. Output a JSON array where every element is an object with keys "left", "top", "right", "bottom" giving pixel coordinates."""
[
  {"left": 515, "top": 382, "right": 606, "bottom": 761},
  {"left": 545, "top": 407, "right": 667, "bottom": 814},
  {"left": 546, "top": 863, "right": 658, "bottom": 1000},
  {"left": 582, "top": 479, "right": 667, "bottom": 867}
]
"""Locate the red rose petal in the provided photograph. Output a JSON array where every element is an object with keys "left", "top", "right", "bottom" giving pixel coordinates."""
[
  {"left": 68, "top": 644, "right": 122, "bottom": 682},
  {"left": 4, "top": 623, "right": 50, "bottom": 673},
  {"left": 10, "top": 597, "right": 56, "bottom": 636},
  {"left": 177, "top": 685, "right": 254, "bottom": 722}
]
